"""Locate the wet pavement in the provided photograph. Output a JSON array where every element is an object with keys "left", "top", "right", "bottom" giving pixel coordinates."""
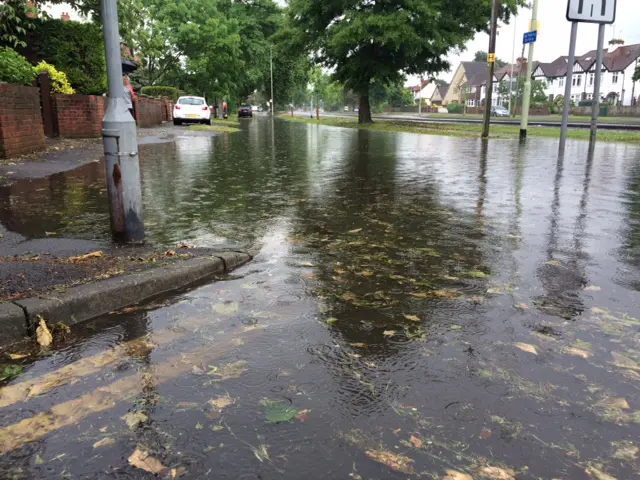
[{"left": 0, "top": 119, "right": 639, "bottom": 479}]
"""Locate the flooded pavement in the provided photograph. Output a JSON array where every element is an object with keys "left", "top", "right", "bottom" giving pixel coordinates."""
[{"left": 1, "top": 119, "right": 639, "bottom": 479}]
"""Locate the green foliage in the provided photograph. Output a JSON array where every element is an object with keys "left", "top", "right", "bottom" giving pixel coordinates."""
[
  {"left": 0, "top": 0, "right": 36, "bottom": 48},
  {"left": 0, "top": 46, "right": 35, "bottom": 85},
  {"left": 447, "top": 103, "right": 465, "bottom": 114},
  {"left": 633, "top": 65, "right": 640, "bottom": 84},
  {"left": 24, "top": 19, "right": 106, "bottom": 95},
  {"left": 578, "top": 99, "right": 594, "bottom": 107},
  {"left": 288, "top": 0, "right": 523, "bottom": 123},
  {"left": 0, "top": 364, "right": 23, "bottom": 382},
  {"left": 140, "top": 86, "right": 179, "bottom": 99},
  {"left": 33, "top": 61, "right": 75, "bottom": 94}
]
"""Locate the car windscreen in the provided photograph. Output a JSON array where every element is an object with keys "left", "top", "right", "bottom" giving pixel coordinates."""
[{"left": 178, "top": 98, "right": 205, "bottom": 106}]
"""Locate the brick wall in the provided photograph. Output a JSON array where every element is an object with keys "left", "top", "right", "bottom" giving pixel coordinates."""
[
  {"left": 0, "top": 84, "right": 46, "bottom": 159},
  {"left": 52, "top": 94, "right": 106, "bottom": 138},
  {"left": 136, "top": 97, "right": 165, "bottom": 127}
]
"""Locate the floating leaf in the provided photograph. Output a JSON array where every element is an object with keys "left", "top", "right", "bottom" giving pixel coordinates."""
[
  {"left": 35, "top": 454, "right": 44, "bottom": 465},
  {"left": 196, "top": 423, "right": 204, "bottom": 430},
  {"left": 295, "top": 409, "right": 311, "bottom": 422},
  {"left": 432, "top": 289, "right": 461, "bottom": 299},
  {"left": 516, "top": 303, "right": 529, "bottom": 310},
  {"left": 475, "top": 465, "right": 516, "bottom": 479},
  {"left": 350, "top": 343, "right": 367, "bottom": 348},
  {"left": 409, "top": 435, "right": 422, "bottom": 448},
  {"left": 209, "top": 361, "right": 247, "bottom": 381},
  {"left": 212, "top": 425, "right": 224, "bottom": 432},
  {"left": 443, "top": 275, "right": 459, "bottom": 281},
  {"left": 546, "top": 260, "right": 562, "bottom": 267},
  {"left": 0, "top": 364, "right": 23, "bottom": 382},
  {"left": 403, "top": 314, "right": 421, "bottom": 323},
  {"left": 612, "top": 441, "right": 638, "bottom": 462},
  {"left": 128, "top": 448, "right": 166, "bottom": 475},
  {"left": 36, "top": 317, "right": 53, "bottom": 347},
  {"left": 212, "top": 302, "right": 239, "bottom": 315},
  {"left": 479, "top": 428, "right": 493, "bottom": 439},
  {"left": 486, "top": 288, "right": 503, "bottom": 295},
  {"left": 209, "top": 395, "right": 235, "bottom": 411},
  {"left": 565, "top": 347, "right": 592, "bottom": 359},
  {"left": 514, "top": 343, "right": 538, "bottom": 355},
  {"left": 382, "top": 330, "right": 395, "bottom": 337},
  {"left": 93, "top": 437, "right": 115, "bottom": 449},
  {"left": 263, "top": 400, "right": 298, "bottom": 423},
  {"left": 326, "top": 318, "right": 338, "bottom": 325},
  {"left": 468, "top": 270, "right": 489, "bottom": 279},
  {"left": 584, "top": 285, "right": 601, "bottom": 292},
  {"left": 444, "top": 470, "right": 473, "bottom": 480},
  {"left": 342, "top": 292, "right": 357, "bottom": 302},
  {"left": 347, "top": 228, "right": 362, "bottom": 234},
  {"left": 68, "top": 251, "right": 103, "bottom": 262},
  {"left": 365, "top": 450, "right": 415, "bottom": 475},
  {"left": 450, "top": 325, "right": 463, "bottom": 330},
  {"left": 585, "top": 465, "right": 617, "bottom": 480},
  {"left": 5, "top": 353, "right": 29, "bottom": 361},
  {"left": 611, "top": 352, "right": 640, "bottom": 371},
  {"left": 597, "top": 397, "right": 630, "bottom": 410},
  {"left": 299, "top": 262, "right": 314, "bottom": 268},
  {"left": 122, "top": 411, "right": 148, "bottom": 429}
]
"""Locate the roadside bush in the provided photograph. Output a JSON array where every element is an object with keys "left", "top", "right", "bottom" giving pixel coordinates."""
[
  {"left": 22, "top": 19, "right": 107, "bottom": 95},
  {"left": 0, "top": 47, "right": 35, "bottom": 85},
  {"left": 447, "top": 103, "right": 464, "bottom": 114},
  {"left": 578, "top": 99, "right": 593, "bottom": 107},
  {"left": 33, "top": 61, "right": 75, "bottom": 94},
  {"left": 140, "top": 86, "right": 179, "bottom": 100}
]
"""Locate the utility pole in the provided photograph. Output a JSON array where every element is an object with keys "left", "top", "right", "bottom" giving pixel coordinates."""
[
  {"left": 559, "top": 22, "right": 578, "bottom": 152},
  {"left": 418, "top": 76, "right": 423, "bottom": 115},
  {"left": 482, "top": 0, "right": 499, "bottom": 138},
  {"left": 507, "top": 16, "right": 517, "bottom": 116},
  {"left": 590, "top": 24, "right": 606, "bottom": 143},
  {"left": 100, "top": 0, "right": 144, "bottom": 243},
  {"left": 270, "top": 45, "right": 275, "bottom": 115},
  {"left": 519, "top": 0, "right": 539, "bottom": 141}
]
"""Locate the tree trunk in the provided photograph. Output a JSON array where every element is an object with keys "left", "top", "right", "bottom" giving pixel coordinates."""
[{"left": 358, "top": 93, "right": 373, "bottom": 124}]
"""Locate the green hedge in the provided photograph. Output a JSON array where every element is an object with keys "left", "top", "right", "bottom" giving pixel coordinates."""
[
  {"left": 447, "top": 103, "right": 465, "bottom": 114},
  {"left": 140, "top": 86, "right": 179, "bottom": 100},
  {"left": 22, "top": 19, "right": 107, "bottom": 95},
  {"left": 0, "top": 47, "right": 35, "bottom": 86}
]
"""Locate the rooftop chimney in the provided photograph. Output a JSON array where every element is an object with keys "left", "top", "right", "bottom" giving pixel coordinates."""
[{"left": 61, "top": 12, "right": 71, "bottom": 21}]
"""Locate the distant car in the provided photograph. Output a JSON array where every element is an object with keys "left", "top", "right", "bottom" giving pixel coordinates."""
[
  {"left": 251, "top": 105, "right": 259, "bottom": 112},
  {"left": 173, "top": 96, "right": 211, "bottom": 125},
  {"left": 491, "top": 105, "right": 509, "bottom": 117},
  {"left": 354, "top": 108, "right": 359, "bottom": 113},
  {"left": 238, "top": 105, "right": 253, "bottom": 118}
]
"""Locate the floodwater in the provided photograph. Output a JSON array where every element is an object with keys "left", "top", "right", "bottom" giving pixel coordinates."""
[{"left": 1, "top": 119, "right": 640, "bottom": 479}]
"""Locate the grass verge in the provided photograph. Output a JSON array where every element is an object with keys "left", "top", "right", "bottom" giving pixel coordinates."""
[
  {"left": 280, "top": 115, "right": 640, "bottom": 143},
  {"left": 189, "top": 124, "right": 241, "bottom": 134}
]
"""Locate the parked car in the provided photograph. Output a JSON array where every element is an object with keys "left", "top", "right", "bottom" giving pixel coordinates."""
[
  {"left": 238, "top": 105, "right": 253, "bottom": 118},
  {"left": 491, "top": 105, "right": 509, "bottom": 117},
  {"left": 173, "top": 96, "right": 211, "bottom": 125}
]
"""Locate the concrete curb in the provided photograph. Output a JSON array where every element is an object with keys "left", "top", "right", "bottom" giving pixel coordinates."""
[{"left": 1, "top": 251, "right": 252, "bottom": 346}]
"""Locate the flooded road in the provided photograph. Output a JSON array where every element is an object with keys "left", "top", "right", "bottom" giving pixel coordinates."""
[{"left": 1, "top": 119, "right": 639, "bottom": 479}]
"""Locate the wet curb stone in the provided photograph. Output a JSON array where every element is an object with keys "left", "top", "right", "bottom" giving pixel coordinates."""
[{"left": 1, "top": 252, "right": 252, "bottom": 346}]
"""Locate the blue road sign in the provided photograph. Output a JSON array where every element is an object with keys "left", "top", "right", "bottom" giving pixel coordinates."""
[{"left": 523, "top": 31, "right": 538, "bottom": 44}]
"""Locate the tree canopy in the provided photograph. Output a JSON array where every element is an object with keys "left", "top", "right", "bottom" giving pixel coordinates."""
[{"left": 288, "top": 0, "right": 523, "bottom": 123}]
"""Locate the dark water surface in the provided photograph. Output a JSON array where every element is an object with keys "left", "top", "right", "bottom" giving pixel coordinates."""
[{"left": 1, "top": 119, "right": 639, "bottom": 479}]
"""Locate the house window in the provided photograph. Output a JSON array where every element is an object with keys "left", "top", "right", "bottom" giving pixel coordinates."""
[
  {"left": 589, "top": 73, "right": 594, "bottom": 86},
  {"left": 572, "top": 75, "right": 582, "bottom": 87},
  {"left": 586, "top": 93, "right": 593, "bottom": 100},
  {"left": 559, "top": 77, "right": 565, "bottom": 87},
  {"left": 612, "top": 72, "right": 619, "bottom": 84},
  {"left": 466, "top": 99, "right": 475, "bottom": 107}
]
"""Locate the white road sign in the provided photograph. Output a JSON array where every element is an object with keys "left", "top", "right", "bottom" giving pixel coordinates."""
[{"left": 566, "top": 0, "right": 616, "bottom": 24}]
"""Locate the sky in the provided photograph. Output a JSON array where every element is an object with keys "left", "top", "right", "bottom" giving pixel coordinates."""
[{"left": 407, "top": 0, "right": 640, "bottom": 85}]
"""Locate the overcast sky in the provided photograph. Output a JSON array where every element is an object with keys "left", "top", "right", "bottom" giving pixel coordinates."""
[{"left": 407, "top": 0, "right": 640, "bottom": 85}]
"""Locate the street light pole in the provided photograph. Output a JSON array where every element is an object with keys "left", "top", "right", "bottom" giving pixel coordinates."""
[
  {"left": 418, "top": 76, "right": 422, "bottom": 115},
  {"left": 100, "top": 0, "right": 144, "bottom": 243},
  {"left": 482, "top": 0, "right": 499, "bottom": 138},
  {"left": 270, "top": 45, "right": 275, "bottom": 115},
  {"left": 519, "top": 0, "right": 539, "bottom": 141},
  {"left": 507, "top": 16, "right": 517, "bottom": 117},
  {"left": 590, "top": 24, "right": 606, "bottom": 144}
]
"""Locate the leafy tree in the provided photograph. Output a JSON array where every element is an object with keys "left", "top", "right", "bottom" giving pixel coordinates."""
[
  {"left": 473, "top": 50, "right": 507, "bottom": 68},
  {"left": 0, "top": 46, "right": 35, "bottom": 85},
  {"left": 0, "top": 0, "right": 36, "bottom": 47},
  {"left": 633, "top": 64, "right": 640, "bottom": 83},
  {"left": 287, "top": 0, "right": 521, "bottom": 124}
]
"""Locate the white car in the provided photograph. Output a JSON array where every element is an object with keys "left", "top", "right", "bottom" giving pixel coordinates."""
[{"left": 173, "top": 96, "right": 211, "bottom": 126}]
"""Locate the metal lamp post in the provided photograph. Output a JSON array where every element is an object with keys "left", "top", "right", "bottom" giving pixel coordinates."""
[{"left": 100, "top": 0, "right": 144, "bottom": 243}]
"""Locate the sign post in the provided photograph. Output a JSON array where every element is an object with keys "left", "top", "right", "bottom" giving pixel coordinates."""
[
  {"left": 519, "top": 0, "right": 539, "bottom": 142},
  {"left": 561, "top": 0, "right": 617, "bottom": 151},
  {"left": 481, "top": 0, "right": 500, "bottom": 139}
]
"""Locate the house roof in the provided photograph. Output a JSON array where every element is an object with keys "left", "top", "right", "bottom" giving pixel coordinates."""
[
  {"left": 432, "top": 85, "right": 449, "bottom": 100},
  {"left": 461, "top": 61, "right": 488, "bottom": 80},
  {"left": 603, "top": 43, "right": 640, "bottom": 72},
  {"left": 576, "top": 49, "right": 600, "bottom": 71}
]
